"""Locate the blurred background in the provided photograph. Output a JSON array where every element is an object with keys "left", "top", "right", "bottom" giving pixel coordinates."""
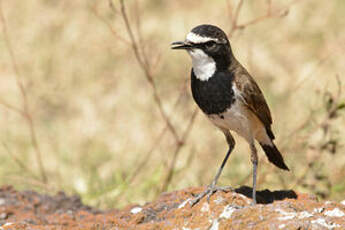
[{"left": 0, "top": 0, "right": 344, "bottom": 209}]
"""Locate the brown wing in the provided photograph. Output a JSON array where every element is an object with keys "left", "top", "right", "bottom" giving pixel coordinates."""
[{"left": 234, "top": 68, "right": 275, "bottom": 139}]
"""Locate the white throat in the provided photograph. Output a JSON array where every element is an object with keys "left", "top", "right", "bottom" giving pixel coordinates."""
[{"left": 188, "top": 49, "right": 216, "bottom": 81}]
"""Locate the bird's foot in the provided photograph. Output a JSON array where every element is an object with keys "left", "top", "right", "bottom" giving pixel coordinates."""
[{"left": 190, "top": 185, "right": 233, "bottom": 207}]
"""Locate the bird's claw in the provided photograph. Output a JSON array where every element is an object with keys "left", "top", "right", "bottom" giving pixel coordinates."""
[{"left": 190, "top": 185, "right": 233, "bottom": 207}]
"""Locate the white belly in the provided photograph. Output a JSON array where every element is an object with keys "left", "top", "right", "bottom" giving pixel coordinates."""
[
  {"left": 207, "top": 100, "right": 272, "bottom": 145},
  {"left": 207, "top": 100, "right": 251, "bottom": 141}
]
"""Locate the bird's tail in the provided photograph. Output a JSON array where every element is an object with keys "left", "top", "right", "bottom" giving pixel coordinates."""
[{"left": 260, "top": 142, "right": 289, "bottom": 171}]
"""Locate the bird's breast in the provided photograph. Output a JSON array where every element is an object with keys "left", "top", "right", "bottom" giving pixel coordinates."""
[{"left": 191, "top": 70, "right": 235, "bottom": 115}]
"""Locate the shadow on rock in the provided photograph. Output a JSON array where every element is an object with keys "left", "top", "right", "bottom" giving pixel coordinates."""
[{"left": 235, "top": 186, "right": 298, "bottom": 204}]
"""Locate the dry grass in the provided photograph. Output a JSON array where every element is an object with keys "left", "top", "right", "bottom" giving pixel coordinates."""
[{"left": 0, "top": 0, "right": 344, "bottom": 208}]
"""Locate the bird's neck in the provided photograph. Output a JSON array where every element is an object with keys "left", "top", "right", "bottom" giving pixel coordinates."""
[
  {"left": 215, "top": 48, "right": 236, "bottom": 72},
  {"left": 227, "top": 54, "right": 240, "bottom": 72}
]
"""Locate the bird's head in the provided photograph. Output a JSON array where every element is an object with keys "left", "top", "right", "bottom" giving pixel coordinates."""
[{"left": 171, "top": 24, "right": 232, "bottom": 71}]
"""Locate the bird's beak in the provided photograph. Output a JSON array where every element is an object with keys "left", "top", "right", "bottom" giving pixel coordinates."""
[{"left": 171, "top": 41, "right": 192, "bottom": 50}]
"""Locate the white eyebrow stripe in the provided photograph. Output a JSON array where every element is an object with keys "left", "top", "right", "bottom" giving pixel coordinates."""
[{"left": 186, "top": 32, "right": 218, "bottom": 44}]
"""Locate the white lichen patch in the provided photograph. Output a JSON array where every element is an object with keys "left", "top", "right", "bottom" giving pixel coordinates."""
[
  {"left": 278, "top": 224, "right": 286, "bottom": 229},
  {"left": 219, "top": 205, "right": 237, "bottom": 219},
  {"left": 179, "top": 198, "right": 191, "bottom": 209},
  {"left": 130, "top": 207, "right": 142, "bottom": 214},
  {"left": 200, "top": 202, "right": 209, "bottom": 212},
  {"left": 276, "top": 208, "right": 296, "bottom": 221},
  {"left": 0, "top": 223, "right": 13, "bottom": 230},
  {"left": 182, "top": 227, "right": 191, "bottom": 230},
  {"left": 278, "top": 215, "right": 296, "bottom": 221},
  {"left": 313, "top": 207, "right": 325, "bottom": 213},
  {"left": 311, "top": 218, "right": 340, "bottom": 229},
  {"left": 324, "top": 208, "right": 345, "bottom": 217},
  {"left": 213, "top": 197, "right": 225, "bottom": 205},
  {"left": 209, "top": 219, "right": 219, "bottom": 230},
  {"left": 298, "top": 211, "right": 313, "bottom": 219}
]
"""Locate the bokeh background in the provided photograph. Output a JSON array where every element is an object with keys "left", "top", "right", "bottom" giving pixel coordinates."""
[{"left": 0, "top": 0, "right": 344, "bottom": 208}]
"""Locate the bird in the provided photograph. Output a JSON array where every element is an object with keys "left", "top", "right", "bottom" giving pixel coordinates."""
[{"left": 171, "top": 24, "right": 289, "bottom": 206}]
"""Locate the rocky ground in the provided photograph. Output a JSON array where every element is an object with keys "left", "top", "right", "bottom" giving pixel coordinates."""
[{"left": 0, "top": 185, "right": 344, "bottom": 229}]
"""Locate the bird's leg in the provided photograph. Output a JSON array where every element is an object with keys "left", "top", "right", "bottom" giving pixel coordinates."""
[
  {"left": 250, "top": 142, "right": 258, "bottom": 205},
  {"left": 211, "top": 131, "right": 236, "bottom": 187},
  {"left": 190, "top": 131, "right": 235, "bottom": 207}
]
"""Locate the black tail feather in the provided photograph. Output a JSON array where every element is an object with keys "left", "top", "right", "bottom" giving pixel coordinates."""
[
  {"left": 260, "top": 143, "right": 289, "bottom": 171},
  {"left": 265, "top": 127, "right": 275, "bottom": 140}
]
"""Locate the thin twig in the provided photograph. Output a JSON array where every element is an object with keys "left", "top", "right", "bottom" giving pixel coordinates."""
[
  {"left": 118, "top": 0, "right": 180, "bottom": 143},
  {"left": 108, "top": 0, "right": 118, "bottom": 14},
  {"left": 126, "top": 83, "right": 190, "bottom": 185},
  {"left": 229, "top": 0, "right": 244, "bottom": 36},
  {"left": 228, "top": 0, "right": 298, "bottom": 37},
  {"left": 4, "top": 175, "right": 55, "bottom": 193},
  {"left": 2, "top": 142, "right": 37, "bottom": 179},
  {"left": 0, "top": 1, "right": 47, "bottom": 183},
  {"left": 90, "top": 3, "right": 130, "bottom": 45},
  {"left": 133, "top": 0, "right": 150, "bottom": 70},
  {"left": 0, "top": 98, "right": 25, "bottom": 116},
  {"left": 335, "top": 74, "right": 342, "bottom": 99},
  {"left": 161, "top": 108, "right": 199, "bottom": 192}
]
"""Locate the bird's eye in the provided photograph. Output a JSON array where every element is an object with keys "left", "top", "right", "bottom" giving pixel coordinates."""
[{"left": 205, "top": 41, "right": 217, "bottom": 49}]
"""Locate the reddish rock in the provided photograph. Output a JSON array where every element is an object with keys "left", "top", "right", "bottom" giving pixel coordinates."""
[{"left": 0, "top": 185, "right": 344, "bottom": 229}]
